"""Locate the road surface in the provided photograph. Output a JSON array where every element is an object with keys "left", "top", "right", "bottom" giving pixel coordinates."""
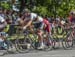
[{"left": 0, "top": 47, "right": 75, "bottom": 57}]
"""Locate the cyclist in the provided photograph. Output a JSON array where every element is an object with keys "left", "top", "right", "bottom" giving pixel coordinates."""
[
  {"left": 0, "top": 13, "right": 7, "bottom": 49},
  {"left": 43, "top": 17, "right": 51, "bottom": 46},
  {"left": 68, "top": 11, "right": 75, "bottom": 38},
  {"left": 18, "top": 9, "right": 51, "bottom": 49},
  {"left": 17, "top": 9, "right": 44, "bottom": 49}
]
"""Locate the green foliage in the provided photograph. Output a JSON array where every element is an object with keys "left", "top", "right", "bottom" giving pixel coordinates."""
[
  {"left": 1, "top": 2, "right": 11, "bottom": 10},
  {"left": 33, "top": 6, "right": 48, "bottom": 16},
  {"left": 33, "top": 0, "right": 75, "bottom": 17},
  {"left": 1, "top": 0, "right": 75, "bottom": 17}
]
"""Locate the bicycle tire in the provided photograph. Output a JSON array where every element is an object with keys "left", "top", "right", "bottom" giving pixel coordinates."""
[{"left": 15, "top": 38, "right": 29, "bottom": 53}]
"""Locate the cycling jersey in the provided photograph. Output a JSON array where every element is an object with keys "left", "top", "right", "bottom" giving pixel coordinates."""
[
  {"left": 0, "top": 16, "right": 6, "bottom": 32},
  {"left": 32, "top": 16, "right": 44, "bottom": 29},
  {"left": 23, "top": 13, "right": 44, "bottom": 29},
  {"left": 71, "top": 18, "right": 75, "bottom": 23},
  {"left": 69, "top": 16, "right": 75, "bottom": 23},
  {"left": 43, "top": 19, "right": 51, "bottom": 32},
  {"left": 0, "top": 16, "right": 5, "bottom": 23}
]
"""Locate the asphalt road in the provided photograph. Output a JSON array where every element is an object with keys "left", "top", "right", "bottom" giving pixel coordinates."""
[{"left": 0, "top": 46, "right": 75, "bottom": 57}]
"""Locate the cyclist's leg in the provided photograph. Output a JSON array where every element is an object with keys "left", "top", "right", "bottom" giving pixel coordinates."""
[
  {"left": 45, "top": 25, "right": 52, "bottom": 46},
  {"left": 37, "top": 29, "right": 44, "bottom": 48},
  {"left": 36, "top": 22, "right": 45, "bottom": 49}
]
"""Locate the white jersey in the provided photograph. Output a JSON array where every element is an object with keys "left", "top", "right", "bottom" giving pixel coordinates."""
[
  {"left": 0, "top": 16, "right": 6, "bottom": 29},
  {"left": 30, "top": 13, "right": 43, "bottom": 22},
  {"left": 0, "top": 16, "right": 5, "bottom": 23}
]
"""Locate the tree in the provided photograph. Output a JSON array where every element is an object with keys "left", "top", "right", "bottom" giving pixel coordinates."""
[
  {"left": 33, "top": 0, "right": 75, "bottom": 17},
  {"left": 17, "top": 0, "right": 75, "bottom": 17}
]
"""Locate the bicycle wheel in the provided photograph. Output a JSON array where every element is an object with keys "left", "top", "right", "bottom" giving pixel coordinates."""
[
  {"left": 52, "top": 38, "right": 61, "bottom": 49},
  {"left": 65, "top": 34, "right": 73, "bottom": 48},
  {"left": 24, "top": 37, "right": 32, "bottom": 49},
  {"left": 15, "top": 38, "right": 29, "bottom": 53},
  {"left": 44, "top": 35, "right": 54, "bottom": 51},
  {"left": 62, "top": 36, "right": 73, "bottom": 50},
  {"left": 0, "top": 40, "right": 16, "bottom": 56},
  {"left": 62, "top": 29, "right": 73, "bottom": 49}
]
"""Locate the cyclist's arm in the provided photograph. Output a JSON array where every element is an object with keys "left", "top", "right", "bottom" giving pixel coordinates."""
[
  {"left": 24, "top": 20, "right": 32, "bottom": 28},
  {"left": 24, "top": 13, "right": 35, "bottom": 28}
]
